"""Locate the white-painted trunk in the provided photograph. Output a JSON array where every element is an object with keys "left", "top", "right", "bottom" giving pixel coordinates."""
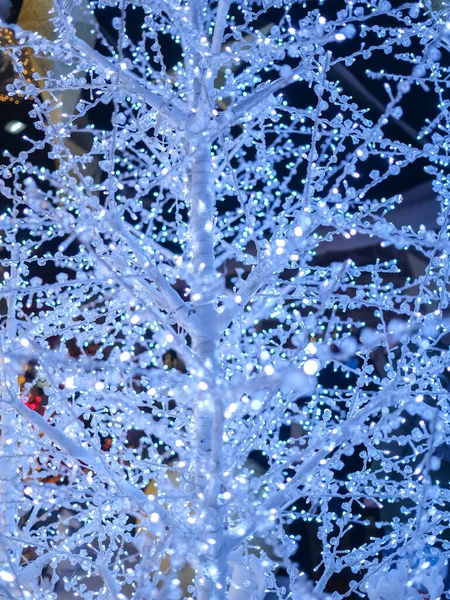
[{"left": 189, "top": 130, "right": 228, "bottom": 599}]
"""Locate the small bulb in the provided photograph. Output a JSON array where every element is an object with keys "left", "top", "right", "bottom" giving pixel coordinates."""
[
  {"left": 264, "top": 364, "right": 275, "bottom": 376},
  {"left": 120, "top": 351, "right": 131, "bottom": 362},
  {"left": 303, "top": 359, "right": 320, "bottom": 376},
  {"left": 305, "top": 342, "right": 317, "bottom": 354},
  {"left": 251, "top": 399, "right": 262, "bottom": 410},
  {"left": 65, "top": 376, "right": 75, "bottom": 389}
]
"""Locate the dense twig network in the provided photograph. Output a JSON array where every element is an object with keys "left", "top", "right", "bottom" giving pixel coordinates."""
[{"left": 1, "top": 0, "right": 450, "bottom": 598}]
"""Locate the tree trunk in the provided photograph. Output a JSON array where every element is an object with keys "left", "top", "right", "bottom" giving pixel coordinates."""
[{"left": 188, "top": 127, "right": 227, "bottom": 599}]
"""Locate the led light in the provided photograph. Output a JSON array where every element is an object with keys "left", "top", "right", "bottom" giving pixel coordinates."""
[
  {"left": 5, "top": 120, "right": 26, "bottom": 134},
  {"left": 303, "top": 359, "right": 320, "bottom": 376},
  {"left": 305, "top": 342, "right": 317, "bottom": 354}
]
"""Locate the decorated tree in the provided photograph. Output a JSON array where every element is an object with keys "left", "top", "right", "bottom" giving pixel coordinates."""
[{"left": 1, "top": 0, "right": 450, "bottom": 598}]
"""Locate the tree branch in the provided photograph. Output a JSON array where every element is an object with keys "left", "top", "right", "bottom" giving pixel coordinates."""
[
  {"left": 211, "top": 0, "right": 231, "bottom": 55},
  {"left": 73, "top": 38, "right": 187, "bottom": 127},
  {"left": 226, "top": 384, "right": 398, "bottom": 551},
  {"left": 9, "top": 395, "right": 179, "bottom": 532},
  {"left": 213, "top": 63, "right": 308, "bottom": 136}
]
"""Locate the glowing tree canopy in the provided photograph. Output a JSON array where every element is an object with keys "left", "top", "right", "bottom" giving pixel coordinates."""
[{"left": 1, "top": 0, "right": 450, "bottom": 598}]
